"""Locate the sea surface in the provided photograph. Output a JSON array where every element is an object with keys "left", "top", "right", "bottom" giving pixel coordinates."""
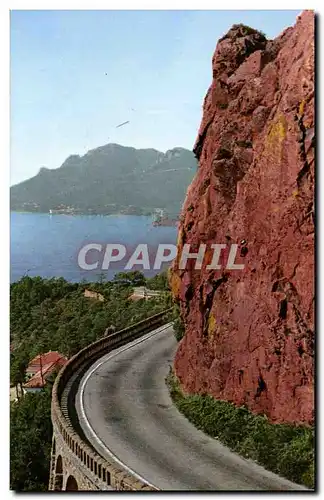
[{"left": 10, "top": 212, "right": 178, "bottom": 283}]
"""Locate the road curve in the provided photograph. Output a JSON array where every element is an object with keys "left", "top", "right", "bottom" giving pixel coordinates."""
[{"left": 76, "top": 325, "right": 306, "bottom": 491}]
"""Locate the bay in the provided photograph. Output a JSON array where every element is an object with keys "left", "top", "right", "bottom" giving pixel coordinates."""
[{"left": 10, "top": 212, "right": 178, "bottom": 283}]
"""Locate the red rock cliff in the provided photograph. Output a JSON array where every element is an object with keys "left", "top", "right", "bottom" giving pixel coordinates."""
[{"left": 171, "top": 11, "right": 314, "bottom": 425}]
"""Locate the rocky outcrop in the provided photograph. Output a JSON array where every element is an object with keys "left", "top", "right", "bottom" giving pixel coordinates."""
[{"left": 171, "top": 11, "right": 314, "bottom": 425}]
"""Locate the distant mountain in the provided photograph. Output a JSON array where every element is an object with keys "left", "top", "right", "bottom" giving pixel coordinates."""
[{"left": 10, "top": 144, "right": 197, "bottom": 216}]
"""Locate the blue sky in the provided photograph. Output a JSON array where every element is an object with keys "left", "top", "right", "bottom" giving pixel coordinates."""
[{"left": 10, "top": 10, "right": 300, "bottom": 185}]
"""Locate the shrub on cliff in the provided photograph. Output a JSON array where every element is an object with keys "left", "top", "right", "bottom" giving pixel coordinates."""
[
  {"left": 166, "top": 373, "right": 314, "bottom": 489},
  {"left": 172, "top": 304, "right": 185, "bottom": 342},
  {"left": 146, "top": 270, "right": 170, "bottom": 290}
]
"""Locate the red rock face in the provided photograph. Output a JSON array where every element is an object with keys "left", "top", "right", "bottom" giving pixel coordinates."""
[{"left": 171, "top": 11, "right": 314, "bottom": 425}]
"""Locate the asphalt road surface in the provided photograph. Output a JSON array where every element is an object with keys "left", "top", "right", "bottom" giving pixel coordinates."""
[{"left": 76, "top": 324, "right": 307, "bottom": 491}]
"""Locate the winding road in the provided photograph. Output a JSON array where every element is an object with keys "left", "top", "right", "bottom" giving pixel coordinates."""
[{"left": 76, "top": 324, "right": 306, "bottom": 491}]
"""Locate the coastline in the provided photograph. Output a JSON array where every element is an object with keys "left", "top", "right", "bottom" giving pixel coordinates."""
[
  {"left": 10, "top": 209, "right": 155, "bottom": 217},
  {"left": 10, "top": 210, "right": 180, "bottom": 224}
]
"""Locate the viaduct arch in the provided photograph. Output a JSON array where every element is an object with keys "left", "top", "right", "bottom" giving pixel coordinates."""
[
  {"left": 66, "top": 475, "right": 79, "bottom": 491},
  {"left": 54, "top": 454, "right": 63, "bottom": 490}
]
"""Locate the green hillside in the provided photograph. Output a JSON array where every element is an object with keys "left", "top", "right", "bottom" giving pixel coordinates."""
[{"left": 10, "top": 144, "right": 197, "bottom": 216}]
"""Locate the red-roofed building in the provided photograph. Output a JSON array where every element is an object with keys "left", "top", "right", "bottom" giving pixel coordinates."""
[
  {"left": 26, "top": 351, "right": 66, "bottom": 377},
  {"left": 24, "top": 351, "right": 67, "bottom": 393}
]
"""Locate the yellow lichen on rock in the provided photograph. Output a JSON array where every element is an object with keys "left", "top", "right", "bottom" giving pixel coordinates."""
[
  {"left": 267, "top": 114, "right": 287, "bottom": 145},
  {"left": 299, "top": 99, "right": 306, "bottom": 116},
  {"left": 170, "top": 272, "right": 182, "bottom": 299},
  {"left": 263, "top": 114, "right": 287, "bottom": 165},
  {"left": 208, "top": 313, "right": 216, "bottom": 338}
]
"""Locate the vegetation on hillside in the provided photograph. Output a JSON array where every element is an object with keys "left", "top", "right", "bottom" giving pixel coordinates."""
[
  {"left": 166, "top": 372, "right": 315, "bottom": 489},
  {"left": 10, "top": 386, "right": 53, "bottom": 491},
  {"left": 10, "top": 144, "right": 196, "bottom": 215},
  {"left": 10, "top": 272, "right": 171, "bottom": 491},
  {"left": 10, "top": 273, "right": 170, "bottom": 363}
]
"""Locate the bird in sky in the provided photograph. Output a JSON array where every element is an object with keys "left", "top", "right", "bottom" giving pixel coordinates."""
[{"left": 116, "top": 120, "right": 130, "bottom": 128}]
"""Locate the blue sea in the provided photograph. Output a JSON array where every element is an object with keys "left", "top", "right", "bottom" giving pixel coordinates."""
[{"left": 10, "top": 212, "right": 178, "bottom": 283}]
